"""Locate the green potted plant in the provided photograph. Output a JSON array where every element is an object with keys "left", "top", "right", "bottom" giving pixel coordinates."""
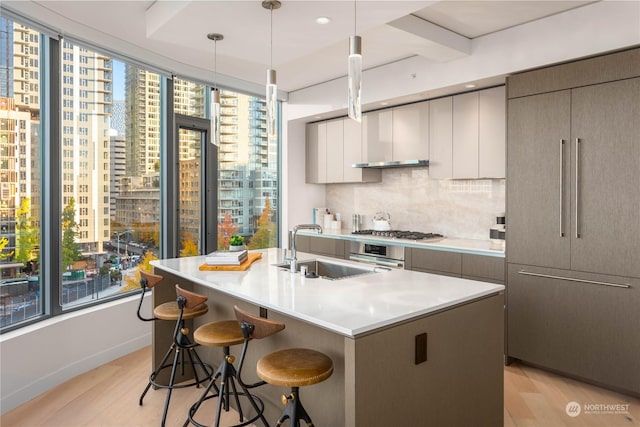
[{"left": 228, "top": 235, "right": 244, "bottom": 251}]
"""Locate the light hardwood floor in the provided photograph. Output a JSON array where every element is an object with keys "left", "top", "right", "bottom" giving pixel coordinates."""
[{"left": 2, "top": 346, "right": 638, "bottom": 426}]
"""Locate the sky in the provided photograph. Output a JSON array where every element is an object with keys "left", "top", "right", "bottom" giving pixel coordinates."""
[{"left": 113, "top": 60, "right": 125, "bottom": 101}]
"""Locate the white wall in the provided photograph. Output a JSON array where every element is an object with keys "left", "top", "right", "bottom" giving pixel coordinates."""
[
  {"left": 281, "top": 1, "right": 640, "bottom": 229},
  {"left": 0, "top": 295, "right": 152, "bottom": 414}
]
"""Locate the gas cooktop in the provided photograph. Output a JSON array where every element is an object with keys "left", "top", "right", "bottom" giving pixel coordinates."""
[{"left": 351, "top": 230, "right": 444, "bottom": 240}]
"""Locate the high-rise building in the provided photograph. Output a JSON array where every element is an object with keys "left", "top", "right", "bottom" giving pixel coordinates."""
[
  {"left": 60, "top": 41, "right": 111, "bottom": 254},
  {"left": 218, "top": 91, "right": 276, "bottom": 238},
  {"left": 111, "top": 100, "right": 126, "bottom": 137},
  {"left": 125, "top": 68, "right": 161, "bottom": 176},
  {"left": 0, "top": 19, "right": 40, "bottom": 275},
  {"left": 109, "top": 133, "right": 126, "bottom": 221}
]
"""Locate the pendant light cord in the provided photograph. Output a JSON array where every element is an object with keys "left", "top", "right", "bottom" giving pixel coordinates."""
[
  {"left": 354, "top": 0, "right": 357, "bottom": 36},
  {"left": 270, "top": 5, "right": 273, "bottom": 69},
  {"left": 214, "top": 39, "right": 217, "bottom": 90}
]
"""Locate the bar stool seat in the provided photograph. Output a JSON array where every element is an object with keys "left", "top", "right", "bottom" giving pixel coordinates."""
[
  {"left": 154, "top": 299, "right": 208, "bottom": 320},
  {"left": 193, "top": 320, "right": 245, "bottom": 347},
  {"left": 256, "top": 348, "right": 333, "bottom": 387},
  {"left": 257, "top": 348, "right": 333, "bottom": 426}
]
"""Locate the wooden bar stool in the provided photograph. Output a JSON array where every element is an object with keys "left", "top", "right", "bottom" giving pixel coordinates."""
[
  {"left": 137, "top": 271, "right": 213, "bottom": 427},
  {"left": 184, "top": 305, "right": 285, "bottom": 427},
  {"left": 257, "top": 347, "right": 333, "bottom": 426}
]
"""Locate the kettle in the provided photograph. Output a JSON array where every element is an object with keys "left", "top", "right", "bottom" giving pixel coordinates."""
[{"left": 372, "top": 212, "right": 391, "bottom": 231}]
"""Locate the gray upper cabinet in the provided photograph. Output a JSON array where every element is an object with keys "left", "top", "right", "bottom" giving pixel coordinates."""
[
  {"left": 428, "top": 97, "right": 453, "bottom": 179},
  {"left": 430, "top": 86, "right": 506, "bottom": 180},
  {"left": 306, "top": 118, "right": 381, "bottom": 184},
  {"left": 391, "top": 102, "right": 429, "bottom": 161},
  {"left": 362, "top": 102, "right": 429, "bottom": 164},
  {"left": 306, "top": 121, "right": 327, "bottom": 183},
  {"left": 343, "top": 118, "right": 381, "bottom": 183},
  {"left": 363, "top": 109, "right": 393, "bottom": 163},
  {"left": 478, "top": 87, "right": 506, "bottom": 178},
  {"left": 325, "top": 119, "right": 344, "bottom": 183},
  {"left": 452, "top": 92, "right": 479, "bottom": 178}
]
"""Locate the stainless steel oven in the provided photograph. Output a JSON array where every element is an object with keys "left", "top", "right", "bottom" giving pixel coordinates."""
[{"left": 349, "top": 241, "right": 405, "bottom": 269}]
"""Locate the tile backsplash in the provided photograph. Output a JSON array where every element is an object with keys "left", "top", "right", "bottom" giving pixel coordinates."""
[{"left": 325, "top": 167, "right": 505, "bottom": 240}]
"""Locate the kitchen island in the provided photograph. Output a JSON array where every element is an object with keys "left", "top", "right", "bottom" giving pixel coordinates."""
[{"left": 151, "top": 248, "right": 505, "bottom": 426}]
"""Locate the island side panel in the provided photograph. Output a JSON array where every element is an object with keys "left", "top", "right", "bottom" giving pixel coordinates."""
[
  {"left": 159, "top": 272, "right": 347, "bottom": 426},
  {"left": 345, "top": 293, "right": 504, "bottom": 427}
]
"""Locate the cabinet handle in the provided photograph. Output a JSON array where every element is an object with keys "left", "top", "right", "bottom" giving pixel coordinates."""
[
  {"left": 518, "top": 270, "right": 631, "bottom": 289},
  {"left": 575, "top": 138, "right": 581, "bottom": 238},
  {"left": 559, "top": 139, "right": 565, "bottom": 237}
]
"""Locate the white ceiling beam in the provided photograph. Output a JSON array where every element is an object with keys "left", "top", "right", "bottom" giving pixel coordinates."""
[
  {"left": 145, "top": 0, "right": 190, "bottom": 38},
  {"left": 388, "top": 14, "right": 471, "bottom": 61}
]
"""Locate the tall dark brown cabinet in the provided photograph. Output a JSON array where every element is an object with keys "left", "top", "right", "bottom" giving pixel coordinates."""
[{"left": 506, "top": 48, "right": 640, "bottom": 396}]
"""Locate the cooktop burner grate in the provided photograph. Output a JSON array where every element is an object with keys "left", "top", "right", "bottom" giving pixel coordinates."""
[{"left": 351, "top": 230, "right": 444, "bottom": 240}]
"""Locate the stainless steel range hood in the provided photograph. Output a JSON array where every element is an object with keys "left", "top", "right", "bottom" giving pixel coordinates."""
[{"left": 352, "top": 159, "right": 429, "bottom": 169}]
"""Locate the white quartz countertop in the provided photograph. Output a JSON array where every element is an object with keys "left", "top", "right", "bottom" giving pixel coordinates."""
[
  {"left": 151, "top": 248, "right": 504, "bottom": 338},
  {"left": 298, "top": 229, "right": 505, "bottom": 258}
]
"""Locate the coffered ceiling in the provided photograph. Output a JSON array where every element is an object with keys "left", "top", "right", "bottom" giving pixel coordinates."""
[{"left": 3, "top": 0, "right": 597, "bottom": 93}]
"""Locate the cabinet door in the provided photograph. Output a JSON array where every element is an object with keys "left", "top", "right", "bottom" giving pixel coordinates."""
[
  {"left": 392, "top": 102, "right": 429, "bottom": 161},
  {"left": 462, "top": 254, "right": 505, "bottom": 284},
  {"left": 305, "top": 122, "right": 327, "bottom": 183},
  {"left": 452, "top": 92, "right": 479, "bottom": 178},
  {"left": 507, "top": 263, "right": 640, "bottom": 395},
  {"left": 405, "top": 247, "right": 461, "bottom": 276},
  {"left": 363, "top": 109, "right": 393, "bottom": 163},
  {"left": 570, "top": 78, "right": 640, "bottom": 278},
  {"left": 308, "top": 236, "right": 346, "bottom": 259},
  {"left": 428, "top": 97, "right": 453, "bottom": 179},
  {"left": 478, "top": 87, "right": 506, "bottom": 178},
  {"left": 325, "top": 119, "right": 344, "bottom": 183},
  {"left": 343, "top": 117, "right": 363, "bottom": 182},
  {"left": 506, "top": 91, "right": 571, "bottom": 269}
]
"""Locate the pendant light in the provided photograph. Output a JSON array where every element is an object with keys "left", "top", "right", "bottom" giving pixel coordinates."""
[
  {"left": 348, "top": 0, "right": 362, "bottom": 122},
  {"left": 262, "top": 0, "right": 281, "bottom": 139},
  {"left": 207, "top": 33, "right": 223, "bottom": 145}
]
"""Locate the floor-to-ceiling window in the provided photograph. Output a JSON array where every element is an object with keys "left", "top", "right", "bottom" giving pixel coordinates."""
[
  {"left": 217, "top": 90, "right": 278, "bottom": 250},
  {"left": 0, "top": 17, "right": 42, "bottom": 326},
  {"left": 0, "top": 12, "right": 280, "bottom": 333}
]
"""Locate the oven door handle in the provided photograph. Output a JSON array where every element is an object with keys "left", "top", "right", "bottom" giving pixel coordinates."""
[{"left": 349, "top": 254, "right": 403, "bottom": 268}]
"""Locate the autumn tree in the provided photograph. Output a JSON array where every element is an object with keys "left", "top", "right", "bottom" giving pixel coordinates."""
[
  {"left": 15, "top": 198, "right": 39, "bottom": 264},
  {"left": 0, "top": 237, "right": 14, "bottom": 260},
  {"left": 121, "top": 250, "right": 158, "bottom": 292},
  {"left": 247, "top": 197, "right": 276, "bottom": 250},
  {"left": 62, "top": 197, "right": 81, "bottom": 271},
  {"left": 218, "top": 213, "right": 238, "bottom": 250},
  {"left": 180, "top": 231, "right": 199, "bottom": 257}
]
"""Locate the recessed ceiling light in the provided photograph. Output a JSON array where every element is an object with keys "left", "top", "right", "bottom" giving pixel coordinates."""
[
  {"left": 315, "top": 16, "right": 331, "bottom": 25},
  {"left": 465, "top": 84, "right": 477, "bottom": 89},
  {"left": 380, "top": 102, "right": 389, "bottom": 106}
]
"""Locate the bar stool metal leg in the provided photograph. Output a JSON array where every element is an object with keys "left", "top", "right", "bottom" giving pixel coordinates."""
[{"left": 276, "top": 387, "right": 314, "bottom": 427}]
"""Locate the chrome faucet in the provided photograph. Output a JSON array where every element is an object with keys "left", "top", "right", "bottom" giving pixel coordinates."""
[{"left": 290, "top": 224, "right": 323, "bottom": 273}]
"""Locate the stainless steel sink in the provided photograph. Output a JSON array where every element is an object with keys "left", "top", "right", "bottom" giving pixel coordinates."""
[{"left": 273, "top": 259, "right": 378, "bottom": 281}]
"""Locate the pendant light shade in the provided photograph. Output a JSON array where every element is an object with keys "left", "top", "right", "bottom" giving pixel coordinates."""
[
  {"left": 207, "top": 33, "right": 223, "bottom": 145},
  {"left": 263, "top": 0, "right": 281, "bottom": 139},
  {"left": 211, "top": 87, "right": 221, "bottom": 145},
  {"left": 348, "top": 0, "right": 362, "bottom": 122},
  {"left": 266, "top": 68, "right": 277, "bottom": 139},
  {"left": 348, "top": 35, "right": 362, "bottom": 122}
]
